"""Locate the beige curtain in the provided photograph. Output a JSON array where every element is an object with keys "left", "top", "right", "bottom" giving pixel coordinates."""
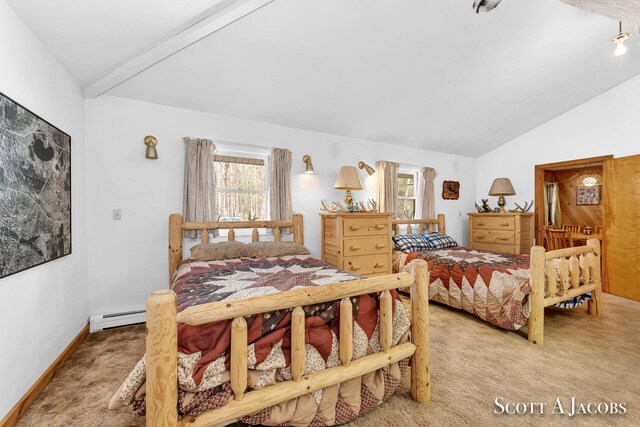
[
  {"left": 420, "top": 167, "right": 436, "bottom": 219},
  {"left": 551, "top": 183, "right": 562, "bottom": 228},
  {"left": 183, "top": 137, "right": 217, "bottom": 238},
  {"left": 269, "top": 148, "right": 292, "bottom": 229},
  {"left": 376, "top": 161, "right": 399, "bottom": 216},
  {"left": 545, "top": 182, "right": 562, "bottom": 228}
]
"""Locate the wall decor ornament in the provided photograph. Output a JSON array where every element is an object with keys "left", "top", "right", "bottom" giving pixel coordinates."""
[
  {"left": 0, "top": 92, "right": 71, "bottom": 279},
  {"left": 576, "top": 186, "right": 600, "bottom": 206},
  {"left": 442, "top": 180, "right": 460, "bottom": 200}
]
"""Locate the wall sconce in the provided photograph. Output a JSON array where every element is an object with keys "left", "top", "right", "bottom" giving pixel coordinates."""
[
  {"left": 303, "top": 155, "right": 314, "bottom": 174},
  {"left": 144, "top": 135, "right": 158, "bottom": 159},
  {"left": 358, "top": 161, "right": 375, "bottom": 176}
]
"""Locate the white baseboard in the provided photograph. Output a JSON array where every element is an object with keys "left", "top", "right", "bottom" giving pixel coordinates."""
[{"left": 89, "top": 309, "right": 146, "bottom": 332}]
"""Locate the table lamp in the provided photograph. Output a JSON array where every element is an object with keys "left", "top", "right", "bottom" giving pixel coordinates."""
[
  {"left": 334, "top": 166, "right": 363, "bottom": 210},
  {"left": 489, "top": 178, "right": 516, "bottom": 213}
]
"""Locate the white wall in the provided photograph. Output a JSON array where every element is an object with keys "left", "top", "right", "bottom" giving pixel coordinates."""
[
  {"left": 85, "top": 95, "right": 476, "bottom": 315},
  {"left": 476, "top": 74, "right": 640, "bottom": 211},
  {"left": 0, "top": 0, "right": 87, "bottom": 418}
]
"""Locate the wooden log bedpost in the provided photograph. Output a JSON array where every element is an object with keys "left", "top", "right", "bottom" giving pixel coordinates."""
[
  {"left": 169, "top": 214, "right": 183, "bottom": 287},
  {"left": 410, "top": 259, "right": 430, "bottom": 403},
  {"left": 437, "top": 214, "right": 446, "bottom": 235},
  {"left": 146, "top": 290, "right": 178, "bottom": 427},
  {"left": 528, "top": 246, "right": 546, "bottom": 344},
  {"left": 587, "top": 238, "right": 603, "bottom": 316},
  {"left": 293, "top": 213, "right": 304, "bottom": 246}
]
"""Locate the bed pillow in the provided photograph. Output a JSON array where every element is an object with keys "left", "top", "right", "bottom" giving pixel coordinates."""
[
  {"left": 392, "top": 234, "right": 432, "bottom": 252},
  {"left": 248, "top": 241, "right": 311, "bottom": 258},
  {"left": 423, "top": 232, "right": 458, "bottom": 249},
  {"left": 189, "top": 241, "right": 258, "bottom": 261}
]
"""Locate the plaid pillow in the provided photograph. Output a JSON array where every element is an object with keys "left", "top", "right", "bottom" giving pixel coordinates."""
[
  {"left": 423, "top": 232, "right": 457, "bottom": 250},
  {"left": 392, "top": 234, "right": 432, "bottom": 252}
]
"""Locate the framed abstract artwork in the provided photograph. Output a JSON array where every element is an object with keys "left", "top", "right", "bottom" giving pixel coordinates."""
[
  {"left": 442, "top": 180, "right": 460, "bottom": 200},
  {"left": 0, "top": 92, "right": 71, "bottom": 279},
  {"left": 576, "top": 186, "right": 599, "bottom": 206}
]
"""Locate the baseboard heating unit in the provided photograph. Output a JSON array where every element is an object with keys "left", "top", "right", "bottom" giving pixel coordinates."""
[{"left": 90, "top": 309, "right": 146, "bottom": 332}]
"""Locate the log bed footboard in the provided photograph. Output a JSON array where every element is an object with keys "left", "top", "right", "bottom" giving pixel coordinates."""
[
  {"left": 528, "top": 239, "right": 602, "bottom": 344},
  {"left": 146, "top": 268, "right": 430, "bottom": 427},
  {"left": 390, "top": 216, "right": 603, "bottom": 345},
  {"left": 152, "top": 214, "right": 431, "bottom": 427}
]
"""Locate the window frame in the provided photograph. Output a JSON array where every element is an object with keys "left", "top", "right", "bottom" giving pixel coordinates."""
[
  {"left": 211, "top": 144, "right": 271, "bottom": 238},
  {"left": 396, "top": 167, "right": 421, "bottom": 221}
]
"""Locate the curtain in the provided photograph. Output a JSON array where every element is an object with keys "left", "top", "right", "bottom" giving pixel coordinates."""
[
  {"left": 269, "top": 148, "right": 292, "bottom": 230},
  {"left": 544, "top": 184, "right": 550, "bottom": 227},
  {"left": 551, "top": 183, "right": 562, "bottom": 228},
  {"left": 183, "top": 137, "right": 217, "bottom": 238},
  {"left": 420, "top": 167, "right": 436, "bottom": 219},
  {"left": 546, "top": 182, "right": 562, "bottom": 229},
  {"left": 376, "top": 161, "right": 399, "bottom": 216}
]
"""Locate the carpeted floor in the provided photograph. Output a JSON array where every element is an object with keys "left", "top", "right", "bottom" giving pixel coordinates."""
[{"left": 17, "top": 293, "right": 640, "bottom": 427}]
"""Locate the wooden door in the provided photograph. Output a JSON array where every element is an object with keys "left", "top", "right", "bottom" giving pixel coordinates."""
[{"left": 603, "top": 155, "right": 640, "bottom": 301}]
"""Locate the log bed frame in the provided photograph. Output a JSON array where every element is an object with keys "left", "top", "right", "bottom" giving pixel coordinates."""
[
  {"left": 145, "top": 214, "right": 431, "bottom": 427},
  {"left": 392, "top": 216, "right": 602, "bottom": 345}
]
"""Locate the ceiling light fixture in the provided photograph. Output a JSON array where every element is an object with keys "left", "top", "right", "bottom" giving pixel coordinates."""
[
  {"left": 611, "top": 21, "right": 630, "bottom": 57},
  {"left": 576, "top": 171, "right": 603, "bottom": 187}
]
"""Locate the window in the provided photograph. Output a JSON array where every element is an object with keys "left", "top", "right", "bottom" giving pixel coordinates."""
[
  {"left": 214, "top": 155, "right": 267, "bottom": 221},
  {"left": 396, "top": 172, "right": 417, "bottom": 220}
]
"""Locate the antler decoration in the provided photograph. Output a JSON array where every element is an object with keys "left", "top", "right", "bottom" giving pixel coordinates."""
[
  {"left": 320, "top": 199, "right": 347, "bottom": 213},
  {"left": 367, "top": 198, "right": 377, "bottom": 212},
  {"left": 321, "top": 199, "right": 378, "bottom": 213},
  {"left": 509, "top": 200, "right": 533, "bottom": 213}
]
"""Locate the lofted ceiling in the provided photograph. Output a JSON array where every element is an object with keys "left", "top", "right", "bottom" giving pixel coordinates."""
[
  {"left": 7, "top": 0, "right": 640, "bottom": 157},
  {"left": 5, "top": 0, "right": 229, "bottom": 86}
]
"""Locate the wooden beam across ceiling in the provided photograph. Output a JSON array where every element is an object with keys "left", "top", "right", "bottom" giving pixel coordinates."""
[
  {"left": 82, "top": 0, "right": 274, "bottom": 99},
  {"left": 561, "top": 0, "right": 640, "bottom": 27}
]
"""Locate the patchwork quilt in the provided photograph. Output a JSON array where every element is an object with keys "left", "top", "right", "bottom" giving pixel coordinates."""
[
  {"left": 398, "top": 247, "right": 589, "bottom": 331},
  {"left": 400, "top": 247, "right": 532, "bottom": 330},
  {"left": 110, "top": 255, "right": 411, "bottom": 426}
]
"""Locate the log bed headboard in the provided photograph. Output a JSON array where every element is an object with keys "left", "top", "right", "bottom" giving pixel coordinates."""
[
  {"left": 392, "top": 214, "right": 446, "bottom": 236},
  {"left": 168, "top": 213, "right": 304, "bottom": 285}
]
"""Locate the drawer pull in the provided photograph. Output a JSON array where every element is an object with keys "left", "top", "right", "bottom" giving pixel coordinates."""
[
  {"left": 350, "top": 265, "right": 362, "bottom": 271},
  {"left": 375, "top": 224, "right": 386, "bottom": 230},
  {"left": 375, "top": 244, "right": 386, "bottom": 249},
  {"left": 497, "top": 237, "right": 510, "bottom": 241},
  {"left": 374, "top": 263, "right": 385, "bottom": 269},
  {"left": 476, "top": 236, "right": 485, "bottom": 240},
  {"left": 350, "top": 226, "right": 361, "bottom": 231},
  {"left": 477, "top": 223, "right": 485, "bottom": 226},
  {"left": 350, "top": 245, "right": 361, "bottom": 250},
  {"left": 500, "top": 223, "right": 510, "bottom": 227}
]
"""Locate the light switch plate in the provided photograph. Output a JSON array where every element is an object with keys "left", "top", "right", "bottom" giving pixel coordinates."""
[{"left": 113, "top": 209, "right": 122, "bottom": 220}]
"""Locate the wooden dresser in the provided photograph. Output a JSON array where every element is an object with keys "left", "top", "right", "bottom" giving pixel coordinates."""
[
  {"left": 468, "top": 213, "right": 534, "bottom": 255},
  {"left": 321, "top": 212, "right": 393, "bottom": 276}
]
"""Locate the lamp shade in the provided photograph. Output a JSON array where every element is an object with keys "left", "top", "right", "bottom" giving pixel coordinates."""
[
  {"left": 488, "top": 178, "right": 516, "bottom": 196},
  {"left": 334, "top": 166, "right": 363, "bottom": 190}
]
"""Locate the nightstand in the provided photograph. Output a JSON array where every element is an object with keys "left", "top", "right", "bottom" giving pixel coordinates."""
[
  {"left": 321, "top": 212, "right": 393, "bottom": 276},
  {"left": 468, "top": 212, "right": 534, "bottom": 255}
]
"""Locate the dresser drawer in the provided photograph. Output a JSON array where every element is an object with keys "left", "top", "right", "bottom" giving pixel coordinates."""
[
  {"left": 473, "top": 216, "right": 515, "bottom": 231},
  {"left": 472, "top": 230, "right": 515, "bottom": 245},
  {"left": 343, "top": 236, "right": 389, "bottom": 257},
  {"left": 343, "top": 254, "right": 389, "bottom": 275},
  {"left": 343, "top": 217, "right": 389, "bottom": 237},
  {"left": 472, "top": 242, "right": 514, "bottom": 253}
]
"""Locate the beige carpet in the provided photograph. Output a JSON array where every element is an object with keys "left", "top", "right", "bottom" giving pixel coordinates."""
[{"left": 17, "top": 293, "right": 640, "bottom": 427}]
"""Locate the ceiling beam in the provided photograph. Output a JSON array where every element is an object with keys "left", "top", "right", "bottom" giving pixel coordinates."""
[
  {"left": 561, "top": 0, "right": 640, "bottom": 27},
  {"left": 82, "top": 0, "right": 274, "bottom": 99}
]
